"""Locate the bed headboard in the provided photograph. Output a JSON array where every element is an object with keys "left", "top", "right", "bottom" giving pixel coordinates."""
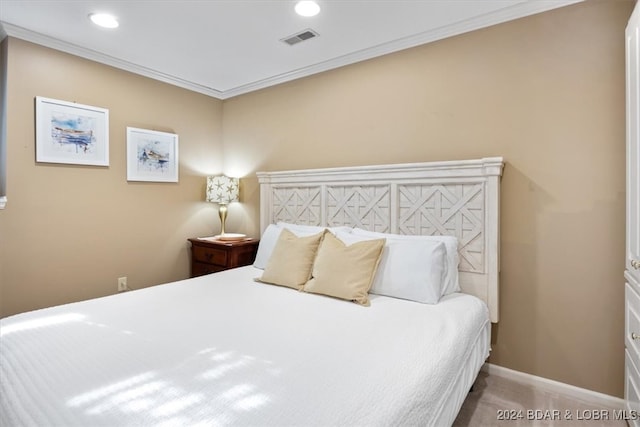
[{"left": 256, "top": 157, "right": 504, "bottom": 322}]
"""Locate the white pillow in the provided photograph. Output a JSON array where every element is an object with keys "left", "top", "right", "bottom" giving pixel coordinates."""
[
  {"left": 337, "top": 231, "right": 446, "bottom": 304},
  {"left": 352, "top": 228, "right": 460, "bottom": 295},
  {"left": 254, "top": 223, "right": 354, "bottom": 269},
  {"left": 253, "top": 224, "right": 283, "bottom": 269}
]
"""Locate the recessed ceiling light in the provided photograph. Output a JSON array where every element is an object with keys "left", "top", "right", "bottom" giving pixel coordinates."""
[
  {"left": 89, "top": 13, "right": 119, "bottom": 29},
  {"left": 295, "top": 1, "right": 320, "bottom": 17}
]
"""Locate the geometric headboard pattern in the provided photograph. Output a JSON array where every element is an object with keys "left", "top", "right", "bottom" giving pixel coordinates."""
[{"left": 257, "top": 157, "right": 504, "bottom": 322}]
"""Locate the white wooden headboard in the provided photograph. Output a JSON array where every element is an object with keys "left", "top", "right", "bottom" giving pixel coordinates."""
[{"left": 256, "top": 157, "right": 504, "bottom": 322}]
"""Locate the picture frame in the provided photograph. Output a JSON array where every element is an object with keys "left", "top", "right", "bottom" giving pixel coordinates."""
[
  {"left": 35, "top": 96, "right": 109, "bottom": 166},
  {"left": 126, "top": 127, "right": 179, "bottom": 183}
]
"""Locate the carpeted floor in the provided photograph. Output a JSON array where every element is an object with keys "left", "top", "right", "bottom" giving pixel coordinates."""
[{"left": 453, "top": 371, "right": 627, "bottom": 426}]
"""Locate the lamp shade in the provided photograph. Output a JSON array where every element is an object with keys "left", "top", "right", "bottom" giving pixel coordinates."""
[{"left": 206, "top": 175, "right": 239, "bottom": 204}]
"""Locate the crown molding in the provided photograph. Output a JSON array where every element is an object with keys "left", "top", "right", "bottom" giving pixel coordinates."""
[
  {"left": 225, "top": 0, "right": 582, "bottom": 99},
  {"left": 0, "top": 22, "right": 224, "bottom": 99},
  {"left": 1, "top": 0, "right": 581, "bottom": 100}
]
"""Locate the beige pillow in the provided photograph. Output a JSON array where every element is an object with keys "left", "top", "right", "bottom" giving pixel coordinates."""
[
  {"left": 256, "top": 228, "right": 325, "bottom": 290},
  {"left": 303, "top": 232, "right": 385, "bottom": 306}
]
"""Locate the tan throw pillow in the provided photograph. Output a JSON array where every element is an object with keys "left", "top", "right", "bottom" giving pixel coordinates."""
[
  {"left": 256, "top": 228, "right": 325, "bottom": 290},
  {"left": 303, "top": 232, "right": 385, "bottom": 306}
]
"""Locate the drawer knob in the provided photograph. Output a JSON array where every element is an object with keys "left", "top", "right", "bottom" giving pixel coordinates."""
[
  {"left": 632, "top": 332, "right": 640, "bottom": 341},
  {"left": 631, "top": 259, "right": 640, "bottom": 270}
]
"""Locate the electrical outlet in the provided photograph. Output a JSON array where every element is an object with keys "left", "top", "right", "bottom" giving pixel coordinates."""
[{"left": 117, "top": 277, "right": 128, "bottom": 292}]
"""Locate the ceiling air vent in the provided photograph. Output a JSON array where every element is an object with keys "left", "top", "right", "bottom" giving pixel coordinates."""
[{"left": 281, "top": 29, "right": 319, "bottom": 46}]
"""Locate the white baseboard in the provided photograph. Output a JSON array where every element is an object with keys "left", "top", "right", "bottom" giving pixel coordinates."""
[{"left": 482, "top": 363, "right": 625, "bottom": 409}]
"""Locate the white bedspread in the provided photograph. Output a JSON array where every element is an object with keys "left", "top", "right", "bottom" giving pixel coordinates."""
[{"left": 0, "top": 266, "right": 489, "bottom": 427}]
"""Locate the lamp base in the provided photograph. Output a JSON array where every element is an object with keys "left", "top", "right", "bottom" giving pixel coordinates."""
[
  {"left": 218, "top": 204, "right": 228, "bottom": 235},
  {"left": 214, "top": 233, "right": 247, "bottom": 241}
]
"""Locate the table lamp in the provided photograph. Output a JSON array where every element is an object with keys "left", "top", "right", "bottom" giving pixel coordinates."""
[{"left": 206, "top": 175, "right": 243, "bottom": 240}]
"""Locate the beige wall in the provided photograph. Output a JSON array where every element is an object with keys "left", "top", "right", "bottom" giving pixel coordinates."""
[
  {"left": 223, "top": 0, "right": 633, "bottom": 397},
  {"left": 0, "top": 38, "right": 224, "bottom": 317}
]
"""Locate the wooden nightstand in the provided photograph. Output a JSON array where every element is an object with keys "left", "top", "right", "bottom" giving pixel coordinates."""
[{"left": 188, "top": 238, "right": 259, "bottom": 277}]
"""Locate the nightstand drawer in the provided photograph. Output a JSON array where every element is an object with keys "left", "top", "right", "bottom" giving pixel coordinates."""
[
  {"left": 188, "top": 238, "right": 259, "bottom": 278},
  {"left": 192, "top": 246, "right": 227, "bottom": 266},
  {"left": 192, "top": 261, "right": 226, "bottom": 276}
]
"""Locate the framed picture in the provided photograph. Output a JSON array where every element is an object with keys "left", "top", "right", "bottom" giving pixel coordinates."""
[
  {"left": 35, "top": 96, "right": 109, "bottom": 166},
  {"left": 126, "top": 127, "right": 179, "bottom": 182}
]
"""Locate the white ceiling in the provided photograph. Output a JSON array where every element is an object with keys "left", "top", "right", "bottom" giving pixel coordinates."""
[{"left": 0, "top": 0, "right": 580, "bottom": 99}]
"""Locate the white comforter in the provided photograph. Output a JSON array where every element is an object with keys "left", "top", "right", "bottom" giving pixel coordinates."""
[{"left": 0, "top": 266, "right": 489, "bottom": 427}]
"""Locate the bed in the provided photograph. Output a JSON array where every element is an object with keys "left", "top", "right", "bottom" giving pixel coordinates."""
[{"left": 0, "top": 157, "right": 503, "bottom": 426}]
